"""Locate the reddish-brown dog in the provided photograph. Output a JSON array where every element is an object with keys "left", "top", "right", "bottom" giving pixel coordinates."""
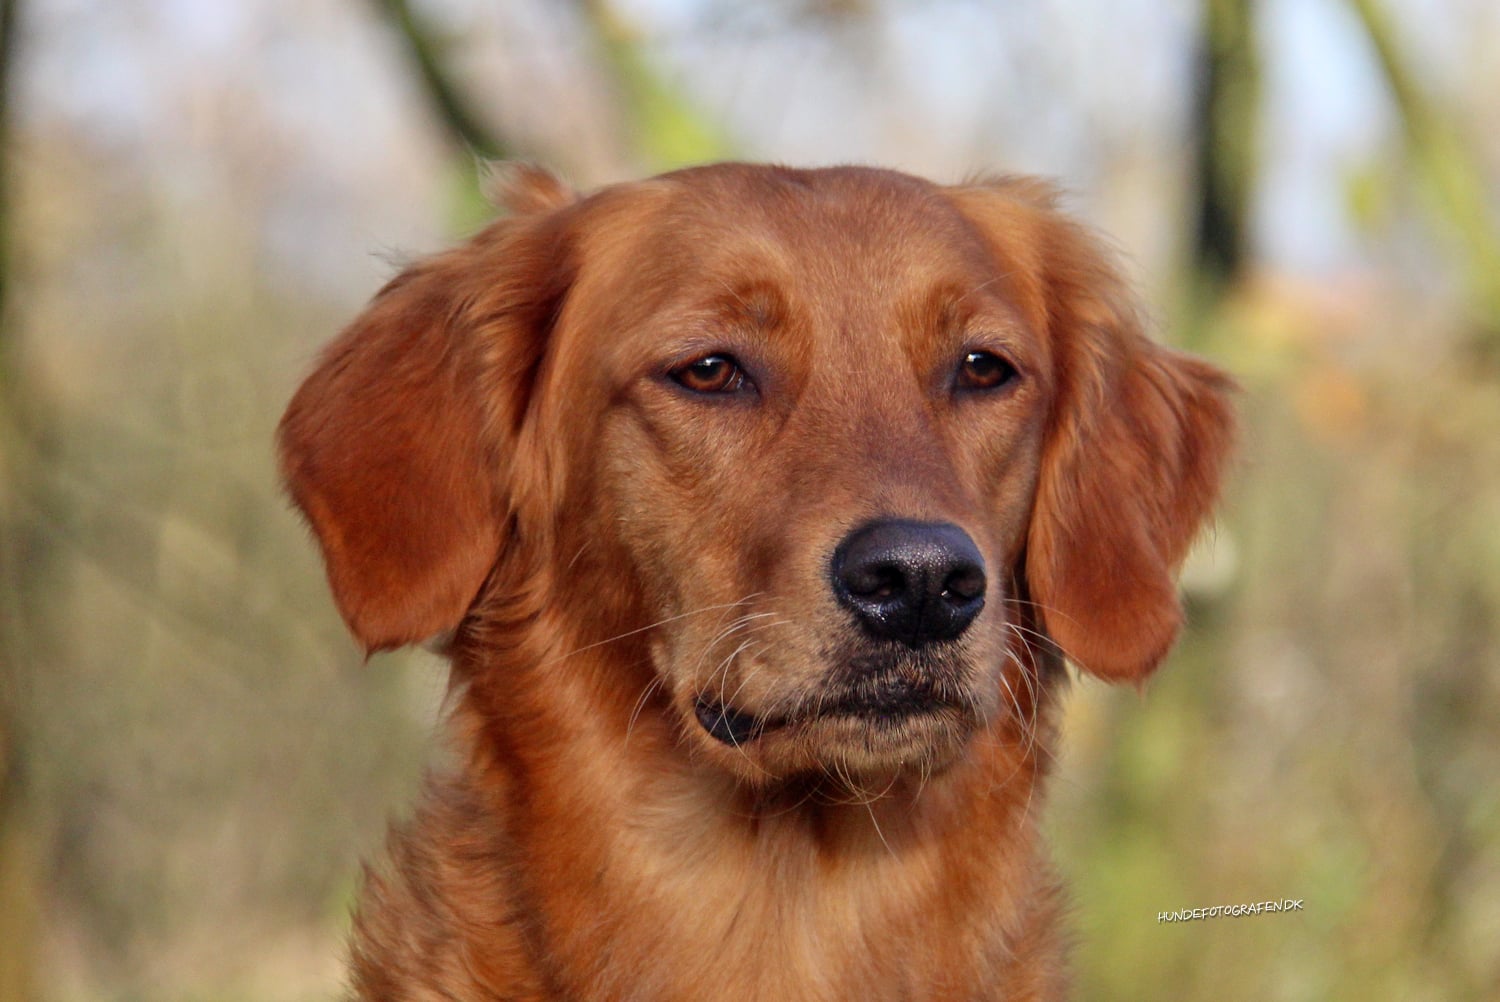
[{"left": 280, "top": 163, "right": 1233, "bottom": 1000}]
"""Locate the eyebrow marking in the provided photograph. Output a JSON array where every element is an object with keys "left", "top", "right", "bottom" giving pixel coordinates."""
[{"left": 712, "top": 278, "right": 786, "bottom": 330}]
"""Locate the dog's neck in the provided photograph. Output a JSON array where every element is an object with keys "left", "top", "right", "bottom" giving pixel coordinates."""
[{"left": 349, "top": 602, "right": 1068, "bottom": 1001}]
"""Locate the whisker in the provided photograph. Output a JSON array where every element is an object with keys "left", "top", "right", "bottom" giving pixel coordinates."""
[
  {"left": 699, "top": 615, "right": 783, "bottom": 694},
  {"left": 713, "top": 639, "right": 759, "bottom": 712},
  {"left": 1002, "top": 598, "right": 1089, "bottom": 668},
  {"left": 540, "top": 594, "right": 766, "bottom": 670},
  {"left": 563, "top": 542, "right": 590, "bottom": 574},
  {"left": 689, "top": 603, "right": 768, "bottom": 676},
  {"left": 863, "top": 800, "right": 897, "bottom": 860},
  {"left": 624, "top": 675, "right": 666, "bottom": 744}
]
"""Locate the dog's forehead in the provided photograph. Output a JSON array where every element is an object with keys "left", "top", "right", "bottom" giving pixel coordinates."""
[
  {"left": 590, "top": 167, "right": 1007, "bottom": 339},
  {"left": 661, "top": 166, "right": 990, "bottom": 277}
]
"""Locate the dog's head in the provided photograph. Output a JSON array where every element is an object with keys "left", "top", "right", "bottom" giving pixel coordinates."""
[{"left": 280, "top": 164, "right": 1233, "bottom": 786}]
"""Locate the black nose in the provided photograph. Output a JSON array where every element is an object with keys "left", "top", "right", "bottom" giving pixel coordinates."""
[{"left": 831, "top": 519, "right": 986, "bottom": 647}]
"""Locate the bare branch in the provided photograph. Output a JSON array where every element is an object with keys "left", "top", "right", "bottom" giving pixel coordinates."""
[{"left": 368, "top": 0, "right": 514, "bottom": 160}]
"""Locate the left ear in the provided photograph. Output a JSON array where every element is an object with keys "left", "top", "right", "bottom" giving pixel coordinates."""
[
  {"left": 278, "top": 170, "right": 579, "bottom": 653},
  {"left": 948, "top": 179, "right": 1236, "bottom": 683}
]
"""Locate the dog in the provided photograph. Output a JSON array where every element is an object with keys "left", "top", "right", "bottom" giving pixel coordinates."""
[{"left": 279, "top": 162, "right": 1234, "bottom": 1000}]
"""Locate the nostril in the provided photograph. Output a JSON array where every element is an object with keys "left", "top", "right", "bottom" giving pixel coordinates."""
[
  {"left": 844, "top": 563, "right": 906, "bottom": 600},
  {"left": 941, "top": 565, "right": 986, "bottom": 603}
]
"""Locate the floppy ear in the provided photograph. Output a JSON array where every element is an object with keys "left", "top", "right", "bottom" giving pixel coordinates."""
[
  {"left": 278, "top": 173, "right": 576, "bottom": 653},
  {"left": 950, "top": 179, "right": 1235, "bottom": 683}
]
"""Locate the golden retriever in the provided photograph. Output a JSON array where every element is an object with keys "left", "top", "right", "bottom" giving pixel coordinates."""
[{"left": 279, "top": 163, "right": 1234, "bottom": 1000}]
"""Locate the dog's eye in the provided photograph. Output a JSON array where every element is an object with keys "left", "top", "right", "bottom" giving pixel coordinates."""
[
  {"left": 955, "top": 350, "right": 1017, "bottom": 392},
  {"left": 669, "top": 354, "right": 748, "bottom": 395}
]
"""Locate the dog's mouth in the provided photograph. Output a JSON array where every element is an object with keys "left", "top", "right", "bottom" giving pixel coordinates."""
[
  {"left": 694, "top": 699, "right": 771, "bottom": 746},
  {"left": 693, "top": 675, "right": 958, "bottom": 747}
]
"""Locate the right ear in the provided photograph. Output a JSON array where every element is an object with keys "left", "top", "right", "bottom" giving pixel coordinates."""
[{"left": 278, "top": 171, "right": 577, "bottom": 653}]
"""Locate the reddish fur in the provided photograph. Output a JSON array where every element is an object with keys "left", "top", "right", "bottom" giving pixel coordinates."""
[{"left": 279, "top": 163, "right": 1234, "bottom": 1000}]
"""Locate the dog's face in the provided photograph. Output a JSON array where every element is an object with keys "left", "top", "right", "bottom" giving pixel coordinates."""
[
  {"left": 280, "top": 164, "right": 1234, "bottom": 788},
  {"left": 548, "top": 171, "right": 1047, "bottom": 780}
]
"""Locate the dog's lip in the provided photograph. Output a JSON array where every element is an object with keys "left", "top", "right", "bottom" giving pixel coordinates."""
[
  {"left": 694, "top": 698, "right": 780, "bottom": 746},
  {"left": 694, "top": 678, "right": 954, "bottom": 747}
]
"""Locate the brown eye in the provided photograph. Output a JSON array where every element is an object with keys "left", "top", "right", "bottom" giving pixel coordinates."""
[
  {"left": 956, "top": 350, "right": 1017, "bottom": 392},
  {"left": 669, "top": 354, "right": 748, "bottom": 395}
]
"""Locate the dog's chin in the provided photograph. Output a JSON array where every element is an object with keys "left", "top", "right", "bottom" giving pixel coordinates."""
[{"left": 689, "top": 683, "right": 981, "bottom": 786}]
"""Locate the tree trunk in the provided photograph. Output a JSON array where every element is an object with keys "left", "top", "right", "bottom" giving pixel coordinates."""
[{"left": 1190, "top": 0, "right": 1260, "bottom": 301}]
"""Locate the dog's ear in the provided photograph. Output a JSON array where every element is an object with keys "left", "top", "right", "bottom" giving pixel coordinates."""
[
  {"left": 279, "top": 173, "right": 577, "bottom": 653},
  {"left": 949, "top": 179, "right": 1235, "bottom": 683}
]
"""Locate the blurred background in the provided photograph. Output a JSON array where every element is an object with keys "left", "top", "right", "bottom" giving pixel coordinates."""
[{"left": 1, "top": 0, "right": 1498, "bottom": 999}]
